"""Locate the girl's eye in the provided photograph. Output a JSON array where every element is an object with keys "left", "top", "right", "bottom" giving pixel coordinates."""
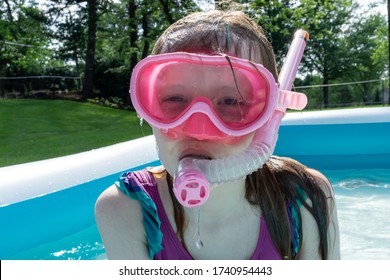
[
  {"left": 163, "top": 95, "right": 188, "bottom": 103},
  {"left": 160, "top": 94, "right": 190, "bottom": 119},
  {"left": 218, "top": 97, "right": 242, "bottom": 106}
]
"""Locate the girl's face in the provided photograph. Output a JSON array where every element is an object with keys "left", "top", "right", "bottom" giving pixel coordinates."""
[
  {"left": 153, "top": 126, "right": 254, "bottom": 176},
  {"left": 149, "top": 52, "right": 262, "bottom": 176}
]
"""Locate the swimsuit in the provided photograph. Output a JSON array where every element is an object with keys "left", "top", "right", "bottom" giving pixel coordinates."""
[{"left": 116, "top": 169, "right": 283, "bottom": 260}]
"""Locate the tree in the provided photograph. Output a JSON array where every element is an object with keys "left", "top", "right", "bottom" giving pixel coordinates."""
[
  {"left": 244, "top": 0, "right": 299, "bottom": 68},
  {"left": 93, "top": 0, "right": 199, "bottom": 101},
  {"left": 294, "top": 0, "right": 357, "bottom": 108},
  {"left": 80, "top": 0, "right": 97, "bottom": 99},
  {"left": 44, "top": 1, "right": 86, "bottom": 91},
  {"left": 341, "top": 12, "right": 387, "bottom": 104},
  {"left": 1, "top": 0, "right": 51, "bottom": 76},
  {"left": 46, "top": 0, "right": 103, "bottom": 99},
  {"left": 0, "top": 0, "right": 55, "bottom": 95}
]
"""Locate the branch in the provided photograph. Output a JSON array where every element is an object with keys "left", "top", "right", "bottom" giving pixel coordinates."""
[
  {"left": 3, "top": 0, "right": 19, "bottom": 40},
  {"left": 158, "top": 0, "right": 174, "bottom": 24}
]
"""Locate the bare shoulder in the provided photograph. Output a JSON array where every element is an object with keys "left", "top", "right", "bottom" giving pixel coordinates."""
[
  {"left": 94, "top": 185, "right": 149, "bottom": 259},
  {"left": 298, "top": 167, "right": 341, "bottom": 259},
  {"left": 95, "top": 185, "right": 141, "bottom": 215},
  {"left": 95, "top": 184, "right": 143, "bottom": 221},
  {"left": 305, "top": 167, "right": 334, "bottom": 198}
]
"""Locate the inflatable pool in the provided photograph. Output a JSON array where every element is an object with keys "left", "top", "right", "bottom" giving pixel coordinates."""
[{"left": 1, "top": 107, "right": 389, "bottom": 259}]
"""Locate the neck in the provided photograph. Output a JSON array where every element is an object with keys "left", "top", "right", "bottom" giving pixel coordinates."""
[
  {"left": 183, "top": 178, "right": 248, "bottom": 219},
  {"left": 180, "top": 177, "right": 260, "bottom": 256}
]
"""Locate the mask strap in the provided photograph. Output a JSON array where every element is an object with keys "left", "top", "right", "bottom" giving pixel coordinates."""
[{"left": 225, "top": 23, "right": 230, "bottom": 50}]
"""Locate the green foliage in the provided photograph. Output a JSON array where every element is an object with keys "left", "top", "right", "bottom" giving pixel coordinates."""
[
  {"left": 243, "top": 0, "right": 298, "bottom": 66},
  {"left": 0, "top": 0, "right": 52, "bottom": 76},
  {"left": 49, "top": 2, "right": 86, "bottom": 70},
  {"left": 91, "top": 0, "right": 200, "bottom": 99},
  {"left": 294, "top": 0, "right": 356, "bottom": 76},
  {"left": 294, "top": 75, "right": 324, "bottom": 109},
  {"left": 341, "top": 12, "right": 387, "bottom": 103}
]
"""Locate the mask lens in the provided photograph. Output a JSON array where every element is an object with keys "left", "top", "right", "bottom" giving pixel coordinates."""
[{"left": 133, "top": 54, "right": 272, "bottom": 131}]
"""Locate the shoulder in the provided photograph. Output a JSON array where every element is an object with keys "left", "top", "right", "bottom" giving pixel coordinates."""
[
  {"left": 305, "top": 167, "right": 334, "bottom": 198},
  {"left": 299, "top": 168, "right": 341, "bottom": 259},
  {"left": 95, "top": 183, "right": 143, "bottom": 218},
  {"left": 94, "top": 184, "right": 150, "bottom": 259}
]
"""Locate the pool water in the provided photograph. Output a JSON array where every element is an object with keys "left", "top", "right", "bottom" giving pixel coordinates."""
[
  {"left": 325, "top": 169, "right": 390, "bottom": 260},
  {"left": 8, "top": 168, "right": 390, "bottom": 260}
]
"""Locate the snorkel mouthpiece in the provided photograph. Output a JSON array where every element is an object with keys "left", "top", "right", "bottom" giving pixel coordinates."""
[
  {"left": 172, "top": 30, "right": 309, "bottom": 208},
  {"left": 173, "top": 110, "right": 282, "bottom": 208},
  {"left": 174, "top": 157, "right": 210, "bottom": 207}
]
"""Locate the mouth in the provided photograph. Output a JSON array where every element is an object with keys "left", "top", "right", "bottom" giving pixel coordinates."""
[{"left": 179, "top": 153, "right": 213, "bottom": 161}]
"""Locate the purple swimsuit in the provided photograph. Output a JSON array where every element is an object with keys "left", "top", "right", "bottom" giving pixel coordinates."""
[{"left": 117, "top": 169, "right": 282, "bottom": 260}]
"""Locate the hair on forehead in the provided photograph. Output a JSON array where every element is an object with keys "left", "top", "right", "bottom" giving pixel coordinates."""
[{"left": 152, "top": 10, "right": 278, "bottom": 79}]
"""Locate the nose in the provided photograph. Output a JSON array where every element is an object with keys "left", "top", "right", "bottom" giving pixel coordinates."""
[{"left": 175, "top": 112, "right": 228, "bottom": 141}]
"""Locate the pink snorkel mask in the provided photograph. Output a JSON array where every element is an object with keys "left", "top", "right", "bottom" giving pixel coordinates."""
[{"left": 130, "top": 30, "right": 309, "bottom": 207}]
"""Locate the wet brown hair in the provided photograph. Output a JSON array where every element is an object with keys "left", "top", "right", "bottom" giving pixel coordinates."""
[
  {"left": 154, "top": 9, "right": 331, "bottom": 259},
  {"left": 152, "top": 9, "right": 278, "bottom": 79}
]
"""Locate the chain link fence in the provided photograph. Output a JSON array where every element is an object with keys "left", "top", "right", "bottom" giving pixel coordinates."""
[{"left": 295, "top": 79, "right": 389, "bottom": 109}]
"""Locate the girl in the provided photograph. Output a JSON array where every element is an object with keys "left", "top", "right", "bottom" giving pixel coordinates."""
[{"left": 95, "top": 8, "right": 340, "bottom": 260}]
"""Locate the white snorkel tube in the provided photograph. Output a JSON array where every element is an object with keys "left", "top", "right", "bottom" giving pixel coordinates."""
[{"left": 173, "top": 30, "right": 309, "bottom": 208}]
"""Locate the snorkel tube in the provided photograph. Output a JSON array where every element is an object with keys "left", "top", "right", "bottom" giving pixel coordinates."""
[{"left": 173, "top": 30, "right": 309, "bottom": 208}]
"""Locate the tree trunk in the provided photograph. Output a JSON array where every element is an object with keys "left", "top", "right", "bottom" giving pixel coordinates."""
[
  {"left": 141, "top": 9, "right": 150, "bottom": 59},
  {"left": 322, "top": 61, "right": 329, "bottom": 108},
  {"left": 4, "top": 0, "right": 18, "bottom": 40},
  {"left": 158, "top": 0, "right": 174, "bottom": 24},
  {"left": 322, "top": 85, "right": 329, "bottom": 108},
  {"left": 126, "top": 0, "right": 138, "bottom": 103},
  {"left": 82, "top": 0, "right": 98, "bottom": 100}
]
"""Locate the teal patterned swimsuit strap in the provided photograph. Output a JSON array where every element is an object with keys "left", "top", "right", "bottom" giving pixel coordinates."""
[{"left": 115, "top": 170, "right": 163, "bottom": 259}]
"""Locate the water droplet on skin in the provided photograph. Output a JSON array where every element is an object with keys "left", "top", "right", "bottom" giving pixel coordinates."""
[{"left": 196, "top": 240, "right": 204, "bottom": 249}]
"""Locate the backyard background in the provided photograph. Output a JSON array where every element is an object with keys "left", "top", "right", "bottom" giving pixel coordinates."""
[{"left": 1, "top": 0, "right": 388, "bottom": 166}]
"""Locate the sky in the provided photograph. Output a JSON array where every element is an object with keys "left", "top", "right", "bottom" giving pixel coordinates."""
[
  {"left": 356, "top": 0, "right": 387, "bottom": 15},
  {"left": 34, "top": 0, "right": 387, "bottom": 15},
  {"left": 197, "top": 0, "right": 387, "bottom": 15}
]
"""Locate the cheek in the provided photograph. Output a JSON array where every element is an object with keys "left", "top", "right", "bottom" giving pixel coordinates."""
[
  {"left": 222, "top": 132, "right": 254, "bottom": 157},
  {"left": 153, "top": 128, "right": 179, "bottom": 175}
]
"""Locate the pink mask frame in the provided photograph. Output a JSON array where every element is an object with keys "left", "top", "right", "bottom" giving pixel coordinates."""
[{"left": 130, "top": 52, "right": 305, "bottom": 138}]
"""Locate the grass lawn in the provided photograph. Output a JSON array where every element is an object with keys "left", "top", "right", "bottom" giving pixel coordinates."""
[{"left": 0, "top": 99, "right": 153, "bottom": 167}]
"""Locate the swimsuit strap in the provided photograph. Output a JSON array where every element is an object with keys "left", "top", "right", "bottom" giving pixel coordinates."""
[{"left": 115, "top": 169, "right": 163, "bottom": 259}]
